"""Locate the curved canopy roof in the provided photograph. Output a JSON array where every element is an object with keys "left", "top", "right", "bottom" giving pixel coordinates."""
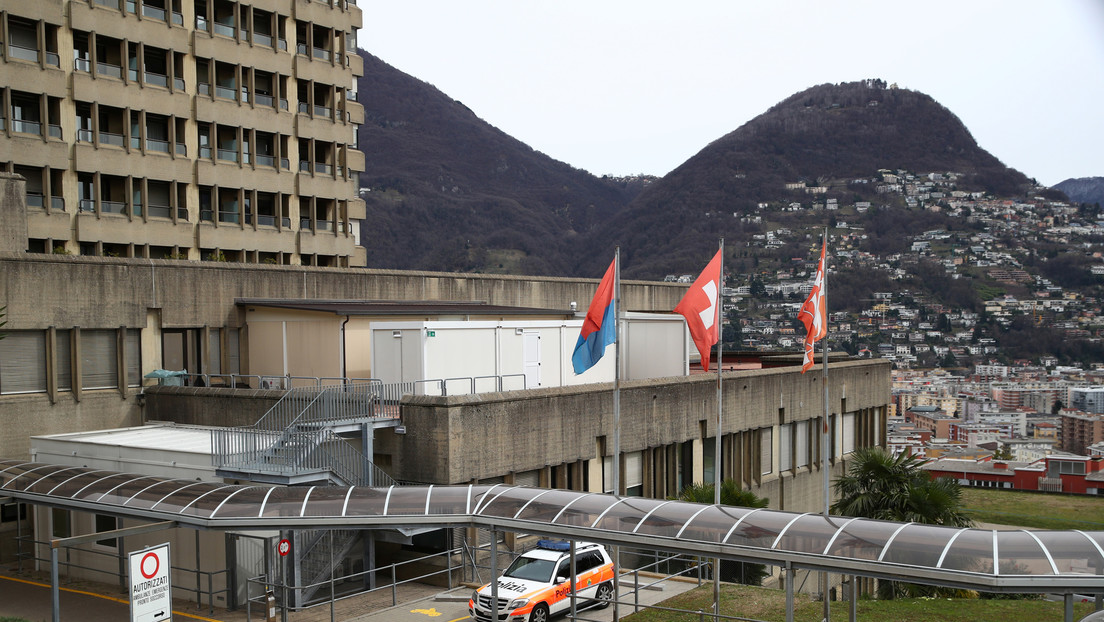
[{"left": 3, "top": 460, "right": 1102, "bottom": 594}]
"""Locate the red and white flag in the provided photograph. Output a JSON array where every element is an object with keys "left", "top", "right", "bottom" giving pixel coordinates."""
[
  {"left": 674, "top": 249, "right": 723, "bottom": 371},
  {"left": 798, "top": 237, "right": 827, "bottom": 373}
]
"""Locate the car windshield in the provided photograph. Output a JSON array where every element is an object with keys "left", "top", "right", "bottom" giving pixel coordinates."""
[{"left": 502, "top": 556, "right": 556, "bottom": 582}]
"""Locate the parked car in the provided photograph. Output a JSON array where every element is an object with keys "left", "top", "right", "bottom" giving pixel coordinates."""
[{"left": 469, "top": 540, "right": 615, "bottom": 622}]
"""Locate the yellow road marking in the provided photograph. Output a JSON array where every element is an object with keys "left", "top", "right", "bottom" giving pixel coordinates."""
[
  {"left": 411, "top": 607, "right": 443, "bottom": 617},
  {"left": 0, "top": 574, "right": 225, "bottom": 622}
]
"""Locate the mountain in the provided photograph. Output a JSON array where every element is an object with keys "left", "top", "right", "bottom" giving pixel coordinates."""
[
  {"left": 581, "top": 80, "right": 1035, "bottom": 278},
  {"left": 1054, "top": 177, "right": 1104, "bottom": 207},
  {"left": 355, "top": 50, "right": 645, "bottom": 275}
]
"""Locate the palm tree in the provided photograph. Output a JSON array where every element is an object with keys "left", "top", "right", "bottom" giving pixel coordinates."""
[
  {"left": 832, "top": 447, "right": 973, "bottom": 598},
  {"left": 677, "top": 479, "right": 769, "bottom": 585},
  {"left": 831, "top": 446, "right": 972, "bottom": 527}
]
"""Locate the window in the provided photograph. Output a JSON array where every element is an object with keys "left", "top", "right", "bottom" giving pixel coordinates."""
[
  {"left": 10, "top": 92, "right": 42, "bottom": 135},
  {"left": 56, "top": 329, "right": 72, "bottom": 391},
  {"left": 81, "top": 329, "right": 118, "bottom": 390},
  {"left": 602, "top": 455, "right": 613, "bottom": 494},
  {"left": 779, "top": 424, "right": 792, "bottom": 472},
  {"left": 95, "top": 514, "right": 118, "bottom": 548},
  {"left": 795, "top": 421, "right": 809, "bottom": 468},
  {"left": 126, "top": 329, "right": 141, "bottom": 387},
  {"left": 842, "top": 413, "right": 856, "bottom": 455},
  {"left": 1, "top": 503, "right": 27, "bottom": 523},
  {"left": 760, "top": 428, "right": 773, "bottom": 476},
  {"left": 703, "top": 436, "right": 715, "bottom": 486},
  {"left": 51, "top": 508, "right": 71, "bottom": 538},
  {"left": 0, "top": 331, "right": 47, "bottom": 394},
  {"left": 625, "top": 451, "right": 643, "bottom": 497}
]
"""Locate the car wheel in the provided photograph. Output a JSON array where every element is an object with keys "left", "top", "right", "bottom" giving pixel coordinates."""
[
  {"left": 529, "top": 602, "right": 550, "bottom": 622},
  {"left": 595, "top": 581, "right": 614, "bottom": 608}
]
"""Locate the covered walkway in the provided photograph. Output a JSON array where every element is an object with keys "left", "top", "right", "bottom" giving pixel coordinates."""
[{"left": 2, "top": 460, "right": 1103, "bottom": 620}]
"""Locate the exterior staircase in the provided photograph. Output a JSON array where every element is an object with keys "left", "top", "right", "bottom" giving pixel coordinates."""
[{"left": 211, "top": 381, "right": 401, "bottom": 486}]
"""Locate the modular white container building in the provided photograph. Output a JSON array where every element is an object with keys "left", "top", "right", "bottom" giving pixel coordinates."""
[{"left": 370, "top": 312, "right": 691, "bottom": 392}]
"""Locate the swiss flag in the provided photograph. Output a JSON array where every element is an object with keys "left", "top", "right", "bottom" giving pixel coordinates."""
[
  {"left": 674, "top": 250, "right": 723, "bottom": 371},
  {"left": 799, "top": 237, "right": 827, "bottom": 373}
]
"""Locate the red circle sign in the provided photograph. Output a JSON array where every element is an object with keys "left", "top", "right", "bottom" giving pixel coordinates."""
[
  {"left": 140, "top": 552, "right": 160, "bottom": 579},
  {"left": 277, "top": 539, "right": 291, "bottom": 557}
]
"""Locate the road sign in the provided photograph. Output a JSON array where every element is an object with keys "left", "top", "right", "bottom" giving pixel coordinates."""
[
  {"left": 277, "top": 538, "right": 291, "bottom": 557},
  {"left": 129, "top": 543, "right": 171, "bottom": 622}
]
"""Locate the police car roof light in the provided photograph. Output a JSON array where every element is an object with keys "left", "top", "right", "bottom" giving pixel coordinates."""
[{"left": 536, "top": 539, "right": 572, "bottom": 551}]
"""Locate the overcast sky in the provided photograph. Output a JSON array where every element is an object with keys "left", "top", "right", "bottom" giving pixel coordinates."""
[{"left": 360, "top": 1, "right": 1104, "bottom": 187}]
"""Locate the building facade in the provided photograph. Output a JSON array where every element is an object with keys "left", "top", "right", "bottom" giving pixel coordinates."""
[{"left": 0, "top": 0, "right": 366, "bottom": 266}]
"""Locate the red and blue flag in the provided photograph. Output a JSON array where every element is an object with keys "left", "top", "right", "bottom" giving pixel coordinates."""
[{"left": 572, "top": 258, "right": 617, "bottom": 374}]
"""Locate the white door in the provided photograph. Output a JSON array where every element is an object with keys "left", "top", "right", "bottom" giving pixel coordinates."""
[{"left": 523, "top": 331, "right": 541, "bottom": 388}]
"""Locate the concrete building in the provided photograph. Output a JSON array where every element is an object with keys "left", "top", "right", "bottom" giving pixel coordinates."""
[
  {"left": 1059, "top": 409, "right": 1104, "bottom": 455},
  {"left": 990, "top": 382, "right": 1063, "bottom": 411},
  {"left": 906, "top": 405, "right": 961, "bottom": 439},
  {"left": 1071, "top": 386, "right": 1104, "bottom": 415},
  {"left": 0, "top": 0, "right": 366, "bottom": 266}
]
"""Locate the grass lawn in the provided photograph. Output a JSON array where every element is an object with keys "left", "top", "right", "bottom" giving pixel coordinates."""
[
  {"left": 959, "top": 488, "right": 1104, "bottom": 530},
  {"left": 622, "top": 583, "right": 1097, "bottom": 622}
]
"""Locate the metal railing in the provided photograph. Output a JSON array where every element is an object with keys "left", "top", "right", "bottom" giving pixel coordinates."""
[
  {"left": 204, "top": 375, "right": 525, "bottom": 485},
  {"left": 244, "top": 546, "right": 461, "bottom": 619},
  {"left": 15, "top": 534, "right": 229, "bottom": 614},
  {"left": 212, "top": 427, "right": 393, "bottom": 486}
]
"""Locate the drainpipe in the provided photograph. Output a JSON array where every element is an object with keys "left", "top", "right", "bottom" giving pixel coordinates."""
[{"left": 340, "top": 315, "right": 350, "bottom": 382}]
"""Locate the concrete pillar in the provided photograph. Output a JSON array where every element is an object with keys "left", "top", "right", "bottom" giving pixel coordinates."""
[{"left": 0, "top": 172, "right": 28, "bottom": 253}]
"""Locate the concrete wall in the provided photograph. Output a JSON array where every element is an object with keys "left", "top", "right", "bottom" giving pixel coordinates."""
[
  {"left": 143, "top": 386, "right": 284, "bottom": 428},
  {"left": 0, "top": 391, "right": 140, "bottom": 459},
  {"left": 0, "top": 253, "right": 688, "bottom": 330},
  {"left": 395, "top": 359, "right": 891, "bottom": 513}
]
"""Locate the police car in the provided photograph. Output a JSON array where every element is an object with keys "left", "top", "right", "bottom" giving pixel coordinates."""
[{"left": 469, "top": 540, "right": 615, "bottom": 622}]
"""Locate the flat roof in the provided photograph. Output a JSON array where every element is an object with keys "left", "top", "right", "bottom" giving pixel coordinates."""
[
  {"left": 31, "top": 424, "right": 214, "bottom": 455},
  {"left": 236, "top": 299, "right": 575, "bottom": 317}
]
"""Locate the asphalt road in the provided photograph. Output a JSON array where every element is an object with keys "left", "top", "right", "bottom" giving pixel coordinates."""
[{"left": 347, "top": 578, "right": 700, "bottom": 622}]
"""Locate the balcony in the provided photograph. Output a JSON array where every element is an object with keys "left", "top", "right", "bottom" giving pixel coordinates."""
[
  {"left": 213, "top": 22, "right": 237, "bottom": 38},
  {"left": 145, "top": 137, "right": 171, "bottom": 154},
  {"left": 96, "top": 61, "right": 123, "bottom": 79},
  {"left": 100, "top": 131, "right": 125, "bottom": 147},
  {"left": 148, "top": 203, "right": 173, "bottom": 219},
  {"left": 100, "top": 201, "right": 127, "bottom": 215},
  {"left": 142, "top": 3, "right": 166, "bottom": 20},
  {"left": 8, "top": 43, "right": 38, "bottom": 63},
  {"left": 144, "top": 71, "right": 169, "bottom": 88},
  {"left": 12, "top": 119, "right": 42, "bottom": 136}
]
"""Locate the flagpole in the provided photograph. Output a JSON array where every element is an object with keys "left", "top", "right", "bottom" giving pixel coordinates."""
[
  {"left": 714, "top": 238, "right": 724, "bottom": 504},
  {"left": 613, "top": 246, "right": 621, "bottom": 498},
  {"left": 714, "top": 239, "right": 724, "bottom": 619},
  {"left": 820, "top": 228, "right": 831, "bottom": 622},
  {"left": 820, "top": 228, "right": 830, "bottom": 516}
]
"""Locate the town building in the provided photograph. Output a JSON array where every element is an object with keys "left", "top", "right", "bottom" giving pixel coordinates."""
[
  {"left": 1071, "top": 386, "right": 1104, "bottom": 415},
  {"left": 906, "top": 405, "right": 961, "bottom": 439},
  {"left": 1059, "top": 409, "right": 1104, "bottom": 455},
  {"left": 924, "top": 454, "right": 1104, "bottom": 495},
  {"left": 0, "top": 0, "right": 366, "bottom": 266}
]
